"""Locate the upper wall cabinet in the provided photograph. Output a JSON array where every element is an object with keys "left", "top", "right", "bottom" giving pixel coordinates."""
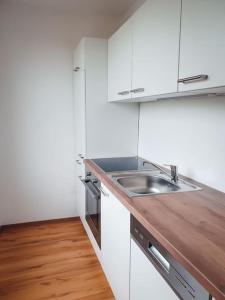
[
  {"left": 108, "top": 19, "right": 133, "bottom": 101},
  {"left": 178, "top": 0, "right": 225, "bottom": 92},
  {"left": 132, "top": 0, "right": 181, "bottom": 98},
  {"left": 108, "top": 0, "right": 181, "bottom": 102},
  {"left": 108, "top": 0, "right": 225, "bottom": 102}
]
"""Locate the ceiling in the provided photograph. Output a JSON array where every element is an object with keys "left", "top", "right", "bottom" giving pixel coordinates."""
[{"left": 1, "top": 0, "right": 140, "bottom": 17}]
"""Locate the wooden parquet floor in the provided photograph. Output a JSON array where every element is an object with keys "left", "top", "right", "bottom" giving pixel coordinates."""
[{"left": 0, "top": 218, "right": 114, "bottom": 300}]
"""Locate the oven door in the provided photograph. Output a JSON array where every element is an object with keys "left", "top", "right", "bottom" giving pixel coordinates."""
[{"left": 82, "top": 179, "right": 101, "bottom": 248}]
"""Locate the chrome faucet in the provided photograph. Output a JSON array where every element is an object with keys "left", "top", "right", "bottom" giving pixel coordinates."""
[
  {"left": 143, "top": 161, "right": 178, "bottom": 183},
  {"left": 165, "top": 164, "right": 178, "bottom": 183}
]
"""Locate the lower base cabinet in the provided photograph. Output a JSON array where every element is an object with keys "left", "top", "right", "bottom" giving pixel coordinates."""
[
  {"left": 101, "top": 184, "right": 130, "bottom": 300},
  {"left": 130, "top": 239, "right": 179, "bottom": 300},
  {"left": 100, "top": 186, "right": 212, "bottom": 300}
]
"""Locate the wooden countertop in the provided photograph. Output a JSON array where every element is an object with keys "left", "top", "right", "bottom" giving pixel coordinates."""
[{"left": 85, "top": 159, "right": 225, "bottom": 300}]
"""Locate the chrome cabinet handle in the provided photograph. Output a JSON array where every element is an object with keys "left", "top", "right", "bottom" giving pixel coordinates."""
[
  {"left": 76, "top": 160, "right": 82, "bottom": 165},
  {"left": 78, "top": 153, "right": 84, "bottom": 159},
  {"left": 73, "top": 67, "right": 80, "bottom": 72},
  {"left": 178, "top": 75, "right": 208, "bottom": 84},
  {"left": 130, "top": 88, "right": 145, "bottom": 94},
  {"left": 81, "top": 179, "right": 100, "bottom": 200},
  {"left": 99, "top": 186, "right": 109, "bottom": 197},
  {"left": 118, "top": 90, "right": 130, "bottom": 96}
]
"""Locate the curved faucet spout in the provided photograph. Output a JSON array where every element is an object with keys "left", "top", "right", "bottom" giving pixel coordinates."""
[{"left": 143, "top": 161, "right": 178, "bottom": 183}]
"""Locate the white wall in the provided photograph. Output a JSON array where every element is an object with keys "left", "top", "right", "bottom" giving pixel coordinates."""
[
  {"left": 138, "top": 96, "right": 225, "bottom": 192},
  {"left": 0, "top": 3, "right": 120, "bottom": 225}
]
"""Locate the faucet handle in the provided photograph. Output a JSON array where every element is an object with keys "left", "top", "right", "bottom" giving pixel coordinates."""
[{"left": 164, "top": 164, "right": 178, "bottom": 183}]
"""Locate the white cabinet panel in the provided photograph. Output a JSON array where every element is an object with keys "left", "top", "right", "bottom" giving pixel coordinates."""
[
  {"left": 101, "top": 184, "right": 130, "bottom": 300},
  {"left": 130, "top": 239, "right": 179, "bottom": 300},
  {"left": 73, "top": 51, "right": 86, "bottom": 219},
  {"left": 179, "top": 0, "right": 225, "bottom": 91},
  {"left": 73, "top": 69, "right": 86, "bottom": 160},
  {"left": 85, "top": 38, "right": 138, "bottom": 158},
  {"left": 108, "top": 19, "right": 132, "bottom": 101},
  {"left": 73, "top": 38, "right": 139, "bottom": 220},
  {"left": 73, "top": 41, "right": 84, "bottom": 72},
  {"left": 132, "top": 0, "right": 181, "bottom": 98}
]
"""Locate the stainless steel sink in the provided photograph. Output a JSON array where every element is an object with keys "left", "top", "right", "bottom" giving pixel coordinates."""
[
  {"left": 117, "top": 175, "right": 180, "bottom": 195},
  {"left": 110, "top": 172, "right": 201, "bottom": 197}
]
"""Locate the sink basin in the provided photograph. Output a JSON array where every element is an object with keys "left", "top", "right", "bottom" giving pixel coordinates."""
[
  {"left": 110, "top": 172, "right": 201, "bottom": 197},
  {"left": 117, "top": 175, "right": 180, "bottom": 195}
]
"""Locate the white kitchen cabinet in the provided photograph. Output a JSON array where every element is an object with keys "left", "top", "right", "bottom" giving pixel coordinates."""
[
  {"left": 132, "top": 0, "right": 181, "bottom": 98},
  {"left": 101, "top": 184, "right": 130, "bottom": 300},
  {"left": 73, "top": 48, "right": 86, "bottom": 220},
  {"left": 73, "top": 37, "right": 139, "bottom": 161},
  {"left": 73, "top": 37, "right": 138, "bottom": 251},
  {"left": 108, "top": 0, "right": 181, "bottom": 102},
  {"left": 130, "top": 239, "right": 179, "bottom": 300},
  {"left": 73, "top": 69, "right": 86, "bottom": 162},
  {"left": 178, "top": 0, "right": 225, "bottom": 92},
  {"left": 108, "top": 19, "right": 133, "bottom": 101},
  {"left": 108, "top": 0, "right": 225, "bottom": 102}
]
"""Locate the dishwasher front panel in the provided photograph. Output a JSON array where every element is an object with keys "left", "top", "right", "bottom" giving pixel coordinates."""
[
  {"left": 131, "top": 215, "right": 212, "bottom": 300},
  {"left": 130, "top": 239, "right": 179, "bottom": 300}
]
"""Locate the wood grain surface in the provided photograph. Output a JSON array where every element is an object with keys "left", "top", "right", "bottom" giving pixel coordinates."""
[
  {"left": 85, "top": 159, "right": 225, "bottom": 300},
  {"left": 0, "top": 218, "right": 114, "bottom": 300}
]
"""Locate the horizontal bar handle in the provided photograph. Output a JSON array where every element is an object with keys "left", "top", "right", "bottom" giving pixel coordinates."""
[
  {"left": 148, "top": 244, "right": 170, "bottom": 272},
  {"left": 81, "top": 179, "right": 100, "bottom": 200},
  {"left": 98, "top": 186, "right": 109, "bottom": 197},
  {"left": 130, "top": 88, "right": 145, "bottom": 94},
  {"left": 118, "top": 90, "right": 130, "bottom": 96},
  {"left": 73, "top": 67, "right": 80, "bottom": 72},
  {"left": 178, "top": 74, "right": 208, "bottom": 84}
]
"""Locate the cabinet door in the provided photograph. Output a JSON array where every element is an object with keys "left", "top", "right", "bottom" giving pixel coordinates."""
[
  {"left": 132, "top": 0, "right": 181, "bottom": 98},
  {"left": 101, "top": 184, "right": 130, "bottom": 300},
  {"left": 130, "top": 239, "right": 179, "bottom": 300},
  {"left": 73, "top": 61, "right": 86, "bottom": 217},
  {"left": 179, "top": 0, "right": 225, "bottom": 91},
  {"left": 73, "top": 69, "right": 86, "bottom": 160},
  {"left": 108, "top": 19, "right": 132, "bottom": 102}
]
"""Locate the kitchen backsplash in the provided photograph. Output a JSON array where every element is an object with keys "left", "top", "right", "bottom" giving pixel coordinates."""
[{"left": 138, "top": 95, "right": 225, "bottom": 193}]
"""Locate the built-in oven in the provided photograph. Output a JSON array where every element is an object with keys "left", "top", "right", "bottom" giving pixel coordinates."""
[{"left": 81, "top": 170, "right": 101, "bottom": 248}]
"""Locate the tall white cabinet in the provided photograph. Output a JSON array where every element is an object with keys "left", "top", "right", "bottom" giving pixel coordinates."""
[
  {"left": 73, "top": 37, "right": 139, "bottom": 247},
  {"left": 73, "top": 43, "right": 86, "bottom": 222},
  {"left": 73, "top": 38, "right": 139, "bottom": 160}
]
